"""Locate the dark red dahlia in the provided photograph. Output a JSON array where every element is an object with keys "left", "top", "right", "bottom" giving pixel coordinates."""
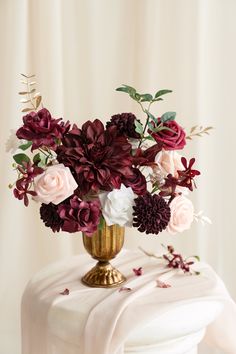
[
  {"left": 40, "top": 203, "right": 63, "bottom": 232},
  {"left": 106, "top": 113, "right": 141, "bottom": 139},
  {"left": 58, "top": 195, "right": 101, "bottom": 236},
  {"left": 149, "top": 120, "right": 186, "bottom": 150},
  {"left": 123, "top": 168, "right": 147, "bottom": 195},
  {"left": 16, "top": 108, "right": 70, "bottom": 151},
  {"left": 56, "top": 119, "right": 134, "bottom": 196},
  {"left": 133, "top": 193, "right": 171, "bottom": 234}
]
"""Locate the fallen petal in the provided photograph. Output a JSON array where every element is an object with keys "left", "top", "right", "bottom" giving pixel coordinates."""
[
  {"left": 60, "top": 288, "right": 70, "bottom": 295},
  {"left": 119, "top": 286, "right": 132, "bottom": 292},
  {"left": 156, "top": 280, "right": 171, "bottom": 288},
  {"left": 133, "top": 267, "right": 143, "bottom": 276}
]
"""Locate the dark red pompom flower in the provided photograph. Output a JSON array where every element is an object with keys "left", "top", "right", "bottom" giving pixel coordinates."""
[
  {"left": 16, "top": 108, "right": 70, "bottom": 151},
  {"left": 56, "top": 119, "right": 134, "bottom": 196},
  {"left": 133, "top": 193, "right": 171, "bottom": 234},
  {"left": 40, "top": 203, "right": 64, "bottom": 232},
  {"left": 106, "top": 113, "right": 141, "bottom": 139},
  {"left": 58, "top": 195, "right": 101, "bottom": 236}
]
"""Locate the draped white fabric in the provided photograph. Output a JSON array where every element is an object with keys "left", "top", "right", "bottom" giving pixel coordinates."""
[{"left": 0, "top": 1, "right": 236, "bottom": 353}]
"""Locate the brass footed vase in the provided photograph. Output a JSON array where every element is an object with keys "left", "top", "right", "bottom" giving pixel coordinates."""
[{"left": 82, "top": 223, "right": 126, "bottom": 288}]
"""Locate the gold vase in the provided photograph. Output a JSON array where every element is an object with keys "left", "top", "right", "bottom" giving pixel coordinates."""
[{"left": 82, "top": 223, "right": 126, "bottom": 288}]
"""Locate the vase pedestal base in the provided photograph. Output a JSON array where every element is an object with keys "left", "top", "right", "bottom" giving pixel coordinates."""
[{"left": 82, "top": 261, "right": 126, "bottom": 288}]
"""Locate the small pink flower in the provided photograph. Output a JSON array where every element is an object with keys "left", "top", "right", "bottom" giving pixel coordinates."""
[
  {"left": 133, "top": 267, "right": 143, "bottom": 276},
  {"left": 34, "top": 164, "right": 78, "bottom": 205},
  {"left": 166, "top": 195, "right": 194, "bottom": 234}
]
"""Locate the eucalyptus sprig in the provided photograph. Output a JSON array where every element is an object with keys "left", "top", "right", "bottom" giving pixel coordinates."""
[{"left": 19, "top": 74, "right": 42, "bottom": 113}]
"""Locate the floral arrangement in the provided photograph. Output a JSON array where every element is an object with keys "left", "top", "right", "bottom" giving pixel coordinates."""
[{"left": 7, "top": 75, "right": 212, "bottom": 237}]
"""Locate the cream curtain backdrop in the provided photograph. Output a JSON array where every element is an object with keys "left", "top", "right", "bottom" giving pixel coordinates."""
[{"left": 0, "top": 0, "right": 235, "bottom": 353}]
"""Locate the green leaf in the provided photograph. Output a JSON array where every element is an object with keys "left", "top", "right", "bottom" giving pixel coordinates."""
[
  {"left": 13, "top": 153, "right": 30, "bottom": 165},
  {"left": 134, "top": 119, "right": 144, "bottom": 135},
  {"left": 33, "top": 153, "right": 41, "bottom": 165},
  {"left": 160, "top": 111, "right": 176, "bottom": 123},
  {"left": 140, "top": 94, "right": 153, "bottom": 102},
  {"left": 147, "top": 121, "right": 155, "bottom": 132},
  {"left": 18, "top": 141, "right": 32, "bottom": 151},
  {"left": 153, "top": 98, "right": 163, "bottom": 102},
  {"left": 116, "top": 84, "right": 136, "bottom": 95},
  {"left": 146, "top": 110, "right": 158, "bottom": 125},
  {"left": 155, "top": 89, "right": 172, "bottom": 99},
  {"left": 134, "top": 93, "right": 141, "bottom": 101}
]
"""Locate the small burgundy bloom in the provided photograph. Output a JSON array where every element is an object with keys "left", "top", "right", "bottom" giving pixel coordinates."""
[
  {"left": 177, "top": 157, "right": 200, "bottom": 191},
  {"left": 13, "top": 180, "right": 37, "bottom": 206},
  {"left": 56, "top": 120, "right": 133, "bottom": 196},
  {"left": 40, "top": 203, "right": 63, "bottom": 232},
  {"left": 60, "top": 288, "right": 70, "bottom": 295},
  {"left": 123, "top": 168, "right": 147, "bottom": 195},
  {"left": 17, "top": 161, "right": 44, "bottom": 184},
  {"left": 58, "top": 195, "right": 101, "bottom": 236},
  {"left": 106, "top": 113, "right": 141, "bottom": 139},
  {"left": 163, "top": 248, "right": 195, "bottom": 273},
  {"left": 16, "top": 108, "right": 70, "bottom": 151},
  {"left": 149, "top": 120, "right": 186, "bottom": 151},
  {"left": 159, "top": 174, "right": 179, "bottom": 197},
  {"left": 133, "top": 267, "right": 143, "bottom": 276},
  {"left": 133, "top": 193, "right": 171, "bottom": 235}
]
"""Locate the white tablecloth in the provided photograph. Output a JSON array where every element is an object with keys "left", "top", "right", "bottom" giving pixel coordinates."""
[{"left": 21, "top": 250, "right": 236, "bottom": 354}]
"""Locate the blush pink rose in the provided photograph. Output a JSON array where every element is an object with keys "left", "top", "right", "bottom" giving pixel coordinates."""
[
  {"left": 34, "top": 164, "right": 78, "bottom": 205},
  {"left": 166, "top": 195, "right": 194, "bottom": 234},
  {"left": 154, "top": 149, "right": 184, "bottom": 178}
]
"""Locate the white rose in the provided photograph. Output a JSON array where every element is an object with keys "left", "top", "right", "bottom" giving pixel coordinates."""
[
  {"left": 99, "top": 184, "right": 136, "bottom": 227},
  {"left": 166, "top": 195, "right": 194, "bottom": 235},
  {"left": 34, "top": 164, "right": 78, "bottom": 205}
]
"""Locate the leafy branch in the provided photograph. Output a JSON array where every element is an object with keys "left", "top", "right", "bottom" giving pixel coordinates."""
[
  {"left": 116, "top": 85, "right": 175, "bottom": 147},
  {"left": 186, "top": 125, "right": 213, "bottom": 140},
  {"left": 19, "top": 74, "right": 42, "bottom": 113}
]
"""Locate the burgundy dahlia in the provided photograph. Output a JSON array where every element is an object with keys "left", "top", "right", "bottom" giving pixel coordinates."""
[
  {"left": 149, "top": 120, "right": 186, "bottom": 151},
  {"left": 16, "top": 108, "right": 70, "bottom": 151},
  {"left": 56, "top": 119, "right": 134, "bottom": 196},
  {"left": 40, "top": 203, "right": 63, "bottom": 232},
  {"left": 57, "top": 195, "right": 101, "bottom": 236},
  {"left": 133, "top": 193, "right": 171, "bottom": 234},
  {"left": 106, "top": 113, "right": 141, "bottom": 139}
]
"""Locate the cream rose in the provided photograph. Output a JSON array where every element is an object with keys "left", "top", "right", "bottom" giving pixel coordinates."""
[
  {"left": 166, "top": 195, "right": 194, "bottom": 234},
  {"left": 99, "top": 184, "right": 136, "bottom": 227},
  {"left": 34, "top": 164, "right": 78, "bottom": 205}
]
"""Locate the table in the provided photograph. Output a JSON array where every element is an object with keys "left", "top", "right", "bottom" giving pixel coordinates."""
[{"left": 21, "top": 250, "right": 236, "bottom": 354}]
